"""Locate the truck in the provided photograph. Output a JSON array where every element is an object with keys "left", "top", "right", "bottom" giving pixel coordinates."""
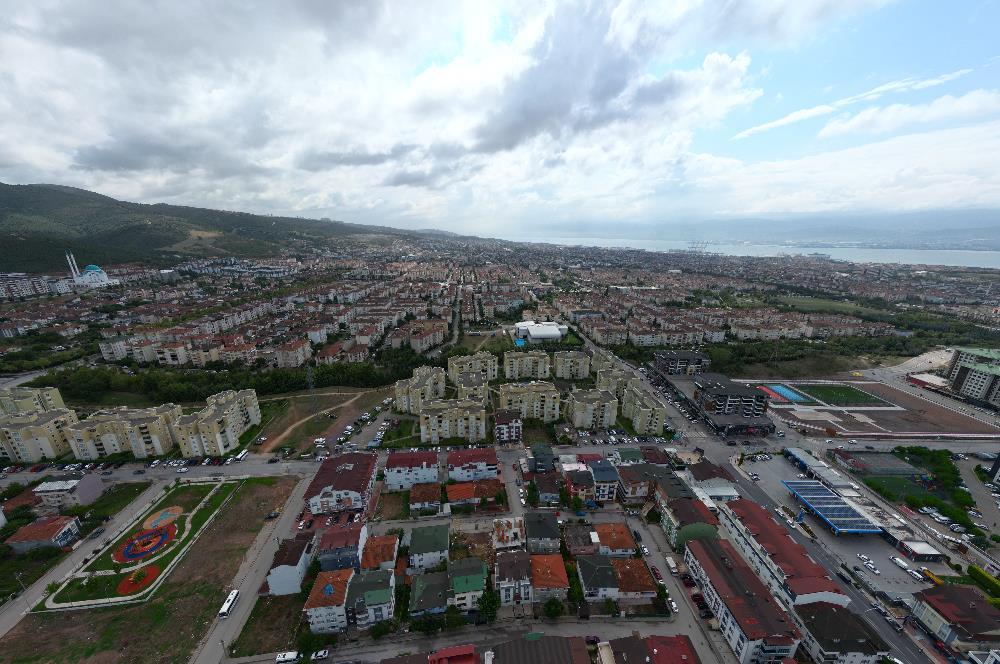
[{"left": 665, "top": 556, "right": 679, "bottom": 576}]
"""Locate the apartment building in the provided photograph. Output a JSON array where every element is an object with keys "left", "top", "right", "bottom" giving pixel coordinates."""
[
  {"left": 553, "top": 351, "right": 590, "bottom": 380},
  {"left": 171, "top": 389, "right": 261, "bottom": 457},
  {"left": 276, "top": 338, "right": 313, "bottom": 368},
  {"left": 155, "top": 341, "right": 190, "bottom": 366},
  {"left": 498, "top": 381, "right": 561, "bottom": 423},
  {"left": 496, "top": 550, "right": 532, "bottom": 605},
  {"left": 590, "top": 347, "right": 618, "bottom": 373},
  {"left": 447, "top": 351, "right": 498, "bottom": 383},
  {"left": 97, "top": 337, "right": 128, "bottom": 362},
  {"left": 33, "top": 473, "right": 105, "bottom": 510},
  {"left": 671, "top": 373, "right": 775, "bottom": 436},
  {"left": 595, "top": 368, "right": 634, "bottom": 400},
  {"left": 565, "top": 389, "right": 617, "bottom": 430},
  {"left": 620, "top": 379, "right": 668, "bottom": 435},
  {"left": 947, "top": 347, "right": 1000, "bottom": 408},
  {"left": 384, "top": 450, "right": 439, "bottom": 491},
  {"left": 493, "top": 409, "right": 522, "bottom": 444},
  {"left": 347, "top": 569, "right": 396, "bottom": 629},
  {"left": 454, "top": 372, "right": 488, "bottom": 401},
  {"left": 719, "top": 501, "right": 849, "bottom": 608},
  {"left": 588, "top": 459, "right": 620, "bottom": 502},
  {"left": 685, "top": 538, "right": 801, "bottom": 664},
  {"left": 303, "top": 569, "right": 354, "bottom": 634},
  {"left": 652, "top": 350, "right": 711, "bottom": 375},
  {"left": 0, "top": 408, "right": 78, "bottom": 463},
  {"left": 394, "top": 366, "right": 446, "bottom": 414},
  {"left": 795, "top": 603, "right": 890, "bottom": 664},
  {"left": 0, "top": 386, "right": 65, "bottom": 415},
  {"left": 504, "top": 350, "right": 551, "bottom": 380},
  {"left": 419, "top": 399, "right": 487, "bottom": 444},
  {"left": 67, "top": 404, "right": 181, "bottom": 460}
]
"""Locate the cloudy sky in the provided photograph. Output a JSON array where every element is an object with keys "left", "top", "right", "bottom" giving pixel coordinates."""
[{"left": 2, "top": 1, "right": 999, "bottom": 237}]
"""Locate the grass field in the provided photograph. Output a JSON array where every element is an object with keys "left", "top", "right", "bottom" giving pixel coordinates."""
[
  {"left": 1, "top": 477, "right": 296, "bottom": 664},
  {"left": 795, "top": 383, "right": 886, "bottom": 406},
  {"left": 231, "top": 594, "right": 307, "bottom": 657},
  {"left": 375, "top": 491, "right": 410, "bottom": 520},
  {"left": 777, "top": 296, "right": 891, "bottom": 318},
  {"left": 862, "top": 476, "right": 933, "bottom": 503}
]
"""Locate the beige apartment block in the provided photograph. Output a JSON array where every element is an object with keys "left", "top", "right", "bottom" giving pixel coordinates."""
[
  {"left": 0, "top": 409, "right": 78, "bottom": 463},
  {"left": 455, "top": 372, "right": 488, "bottom": 401},
  {"left": 504, "top": 350, "right": 551, "bottom": 380},
  {"left": 596, "top": 368, "right": 634, "bottom": 400},
  {"left": 171, "top": 389, "right": 262, "bottom": 457},
  {"left": 447, "top": 351, "right": 498, "bottom": 384},
  {"left": 590, "top": 348, "right": 618, "bottom": 373},
  {"left": 621, "top": 379, "right": 668, "bottom": 435},
  {"left": 68, "top": 404, "right": 182, "bottom": 460},
  {"left": 498, "top": 381, "right": 561, "bottom": 423},
  {"left": 394, "top": 366, "right": 446, "bottom": 414},
  {"left": 419, "top": 399, "right": 487, "bottom": 443},
  {"left": 0, "top": 386, "right": 66, "bottom": 416},
  {"left": 553, "top": 351, "right": 591, "bottom": 380},
  {"left": 566, "top": 389, "right": 618, "bottom": 430}
]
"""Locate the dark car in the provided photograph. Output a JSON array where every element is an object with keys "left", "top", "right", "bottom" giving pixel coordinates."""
[
  {"left": 268, "top": 457, "right": 279, "bottom": 464},
  {"left": 699, "top": 609, "right": 713, "bottom": 619},
  {"left": 585, "top": 636, "right": 600, "bottom": 646},
  {"left": 633, "top": 529, "right": 642, "bottom": 543},
  {"left": 87, "top": 527, "right": 106, "bottom": 540},
  {"left": 133, "top": 469, "right": 146, "bottom": 475}
]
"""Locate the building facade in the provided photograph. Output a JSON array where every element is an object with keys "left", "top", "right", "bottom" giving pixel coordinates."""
[
  {"left": 504, "top": 350, "right": 551, "bottom": 380},
  {"left": 419, "top": 399, "right": 487, "bottom": 443},
  {"left": 498, "top": 381, "right": 561, "bottom": 423},
  {"left": 170, "top": 389, "right": 261, "bottom": 457}
]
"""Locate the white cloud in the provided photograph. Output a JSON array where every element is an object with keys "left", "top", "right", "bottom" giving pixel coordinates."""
[
  {"left": 688, "top": 120, "right": 1000, "bottom": 213},
  {"left": 734, "top": 68, "right": 974, "bottom": 139},
  {"left": 818, "top": 89, "right": 1000, "bottom": 137}
]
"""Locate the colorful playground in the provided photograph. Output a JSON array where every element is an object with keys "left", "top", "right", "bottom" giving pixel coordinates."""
[{"left": 44, "top": 479, "right": 241, "bottom": 609}]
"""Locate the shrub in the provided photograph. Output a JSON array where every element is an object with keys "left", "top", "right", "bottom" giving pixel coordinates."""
[{"left": 968, "top": 565, "right": 1000, "bottom": 598}]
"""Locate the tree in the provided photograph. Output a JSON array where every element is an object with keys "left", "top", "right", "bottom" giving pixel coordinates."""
[
  {"left": 559, "top": 487, "right": 570, "bottom": 507},
  {"left": 371, "top": 620, "right": 395, "bottom": 639},
  {"left": 444, "top": 605, "right": 467, "bottom": 629},
  {"left": 526, "top": 481, "right": 540, "bottom": 508},
  {"left": 646, "top": 509, "right": 661, "bottom": 524},
  {"left": 603, "top": 598, "right": 618, "bottom": 616},
  {"left": 478, "top": 589, "right": 501, "bottom": 624},
  {"left": 543, "top": 597, "right": 565, "bottom": 619},
  {"left": 653, "top": 584, "right": 670, "bottom": 614},
  {"left": 571, "top": 496, "right": 583, "bottom": 511}
]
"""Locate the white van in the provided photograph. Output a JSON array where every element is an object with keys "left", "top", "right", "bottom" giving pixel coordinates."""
[
  {"left": 890, "top": 556, "right": 910, "bottom": 570},
  {"left": 275, "top": 652, "right": 300, "bottom": 663}
]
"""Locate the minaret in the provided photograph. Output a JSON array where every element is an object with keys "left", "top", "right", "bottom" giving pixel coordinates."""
[
  {"left": 69, "top": 252, "right": 81, "bottom": 278},
  {"left": 66, "top": 252, "right": 78, "bottom": 278}
]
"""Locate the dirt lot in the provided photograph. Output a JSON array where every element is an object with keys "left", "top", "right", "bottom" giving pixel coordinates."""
[
  {"left": 781, "top": 381, "right": 998, "bottom": 436},
  {"left": 230, "top": 594, "right": 305, "bottom": 657},
  {"left": 1, "top": 477, "right": 296, "bottom": 664},
  {"left": 375, "top": 491, "right": 409, "bottom": 520},
  {"left": 260, "top": 387, "right": 390, "bottom": 454}
]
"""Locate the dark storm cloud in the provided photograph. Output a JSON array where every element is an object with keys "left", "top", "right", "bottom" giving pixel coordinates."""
[{"left": 74, "top": 134, "right": 271, "bottom": 178}]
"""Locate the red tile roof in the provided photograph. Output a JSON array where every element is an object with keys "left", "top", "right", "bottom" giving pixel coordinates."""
[
  {"left": 317, "top": 523, "right": 364, "bottom": 551},
  {"left": 361, "top": 535, "right": 399, "bottom": 570},
  {"left": 428, "top": 644, "right": 478, "bottom": 664},
  {"left": 409, "top": 482, "right": 441, "bottom": 504},
  {"left": 594, "top": 522, "right": 636, "bottom": 551},
  {"left": 446, "top": 482, "right": 476, "bottom": 502},
  {"left": 5, "top": 515, "right": 77, "bottom": 545},
  {"left": 687, "top": 538, "right": 800, "bottom": 644},
  {"left": 386, "top": 450, "right": 438, "bottom": 469},
  {"left": 612, "top": 559, "right": 658, "bottom": 593},
  {"left": 303, "top": 569, "right": 354, "bottom": 610},
  {"left": 447, "top": 448, "right": 497, "bottom": 466},
  {"left": 306, "top": 453, "right": 377, "bottom": 499},
  {"left": 531, "top": 554, "right": 570, "bottom": 589},
  {"left": 645, "top": 635, "right": 703, "bottom": 664},
  {"left": 727, "top": 501, "right": 842, "bottom": 599}
]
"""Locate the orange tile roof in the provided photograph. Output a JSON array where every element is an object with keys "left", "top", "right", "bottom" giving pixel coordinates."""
[
  {"left": 410, "top": 482, "right": 441, "bottom": 504},
  {"left": 612, "top": 559, "right": 657, "bottom": 593},
  {"left": 446, "top": 482, "right": 476, "bottom": 502},
  {"left": 303, "top": 569, "right": 354, "bottom": 610},
  {"left": 361, "top": 535, "right": 398, "bottom": 570},
  {"left": 594, "top": 522, "right": 636, "bottom": 551},
  {"left": 531, "top": 554, "right": 570, "bottom": 589},
  {"left": 5, "top": 515, "right": 77, "bottom": 544}
]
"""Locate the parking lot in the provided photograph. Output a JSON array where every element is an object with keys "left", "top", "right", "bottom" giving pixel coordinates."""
[{"left": 743, "top": 452, "right": 947, "bottom": 594}]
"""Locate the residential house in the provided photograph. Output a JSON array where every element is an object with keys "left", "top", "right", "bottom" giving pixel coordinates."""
[
  {"left": 531, "top": 554, "right": 570, "bottom": 601},
  {"left": 588, "top": 459, "right": 619, "bottom": 503},
  {"left": 409, "top": 482, "right": 442, "bottom": 513},
  {"left": 385, "top": 451, "right": 440, "bottom": 491},
  {"left": 496, "top": 551, "right": 532, "bottom": 606},
  {"left": 266, "top": 533, "right": 315, "bottom": 596},
  {"left": 612, "top": 559, "right": 657, "bottom": 600},
  {"left": 525, "top": 511, "right": 560, "bottom": 554},
  {"left": 912, "top": 585, "right": 1000, "bottom": 649},
  {"left": 409, "top": 571, "right": 450, "bottom": 617},
  {"left": 447, "top": 448, "right": 498, "bottom": 482},
  {"left": 565, "top": 469, "right": 595, "bottom": 504},
  {"left": 347, "top": 569, "right": 396, "bottom": 629},
  {"left": 361, "top": 535, "right": 399, "bottom": 572},
  {"left": 32, "top": 473, "right": 104, "bottom": 510},
  {"left": 303, "top": 569, "right": 354, "bottom": 634},
  {"left": 576, "top": 555, "right": 619, "bottom": 600},
  {"left": 795, "top": 603, "right": 890, "bottom": 664},
  {"left": 534, "top": 473, "right": 562, "bottom": 507},
  {"left": 6, "top": 515, "right": 81, "bottom": 554},
  {"left": 563, "top": 524, "right": 599, "bottom": 557},
  {"left": 493, "top": 409, "right": 522, "bottom": 445},
  {"left": 594, "top": 523, "right": 636, "bottom": 557},
  {"left": 409, "top": 524, "right": 450, "bottom": 572},
  {"left": 605, "top": 635, "right": 703, "bottom": 664},
  {"left": 449, "top": 557, "right": 488, "bottom": 612},
  {"left": 317, "top": 523, "right": 368, "bottom": 571}
]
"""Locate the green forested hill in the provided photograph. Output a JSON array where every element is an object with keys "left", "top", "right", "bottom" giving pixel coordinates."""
[{"left": 0, "top": 182, "right": 409, "bottom": 272}]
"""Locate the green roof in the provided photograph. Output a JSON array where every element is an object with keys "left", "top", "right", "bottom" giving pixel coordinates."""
[
  {"left": 410, "top": 524, "right": 449, "bottom": 555},
  {"left": 348, "top": 569, "right": 393, "bottom": 609},
  {"left": 617, "top": 448, "right": 641, "bottom": 461},
  {"left": 956, "top": 347, "right": 1000, "bottom": 361},
  {"left": 449, "top": 557, "right": 487, "bottom": 594}
]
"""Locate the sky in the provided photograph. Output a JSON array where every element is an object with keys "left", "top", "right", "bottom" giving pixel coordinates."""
[{"left": 1, "top": 1, "right": 999, "bottom": 238}]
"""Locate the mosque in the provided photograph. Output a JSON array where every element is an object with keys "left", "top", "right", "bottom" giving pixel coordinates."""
[{"left": 65, "top": 252, "right": 120, "bottom": 289}]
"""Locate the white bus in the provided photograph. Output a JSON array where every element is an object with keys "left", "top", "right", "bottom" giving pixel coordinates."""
[
  {"left": 218, "top": 589, "right": 240, "bottom": 618},
  {"left": 234, "top": 449, "right": 249, "bottom": 463}
]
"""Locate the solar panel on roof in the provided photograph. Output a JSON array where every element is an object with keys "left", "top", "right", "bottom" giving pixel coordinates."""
[{"left": 781, "top": 480, "right": 881, "bottom": 534}]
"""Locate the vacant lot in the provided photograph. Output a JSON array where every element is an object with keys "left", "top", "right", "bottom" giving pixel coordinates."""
[
  {"left": 261, "top": 387, "right": 390, "bottom": 454},
  {"left": 522, "top": 419, "right": 555, "bottom": 445},
  {"left": 231, "top": 594, "right": 306, "bottom": 656},
  {"left": 795, "top": 383, "right": 887, "bottom": 406},
  {"left": 777, "top": 296, "right": 891, "bottom": 318},
  {"left": 1, "top": 477, "right": 296, "bottom": 664},
  {"left": 376, "top": 491, "right": 410, "bottom": 521}
]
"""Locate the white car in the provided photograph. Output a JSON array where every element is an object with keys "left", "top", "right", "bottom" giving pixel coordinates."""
[
  {"left": 857, "top": 553, "right": 870, "bottom": 562},
  {"left": 176, "top": 467, "right": 189, "bottom": 474},
  {"left": 520, "top": 498, "right": 526, "bottom": 506},
  {"left": 311, "top": 650, "right": 330, "bottom": 661}
]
